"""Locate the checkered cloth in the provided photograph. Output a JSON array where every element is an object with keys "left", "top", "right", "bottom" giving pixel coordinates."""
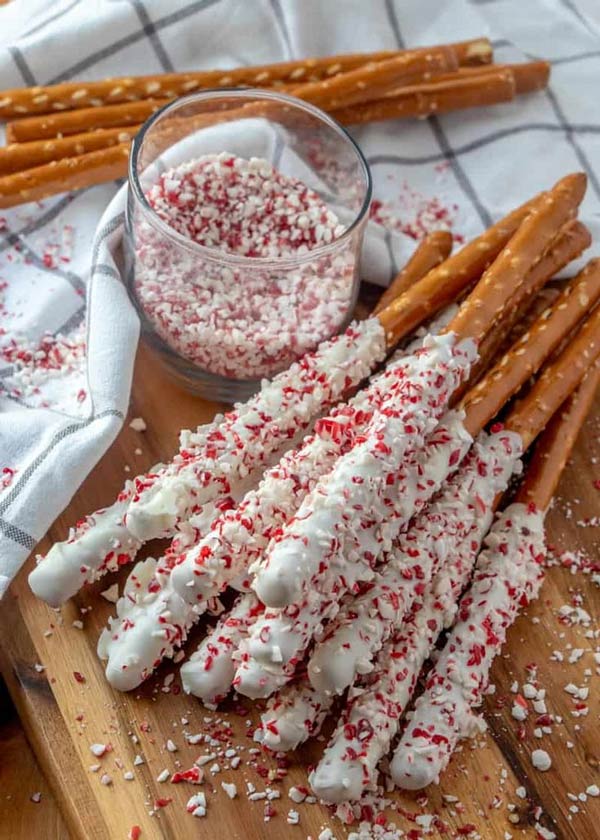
[{"left": 1, "top": 0, "right": 599, "bottom": 595}]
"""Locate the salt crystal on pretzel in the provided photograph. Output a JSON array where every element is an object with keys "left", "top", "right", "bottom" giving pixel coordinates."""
[
  {"left": 180, "top": 592, "right": 263, "bottom": 708},
  {"left": 310, "top": 428, "right": 521, "bottom": 802}
]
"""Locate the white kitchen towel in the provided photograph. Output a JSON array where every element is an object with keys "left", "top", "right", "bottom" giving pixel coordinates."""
[{"left": 1, "top": 0, "right": 599, "bottom": 595}]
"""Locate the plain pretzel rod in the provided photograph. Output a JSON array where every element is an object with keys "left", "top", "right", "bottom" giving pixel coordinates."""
[
  {"left": 505, "top": 300, "right": 600, "bottom": 451},
  {"left": 461, "top": 258, "right": 600, "bottom": 435},
  {"left": 0, "top": 127, "right": 139, "bottom": 176},
  {"left": 390, "top": 356, "right": 600, "bottom": 792},
  {"left": 452, "top": 219, "right": 592, "bottom": 402},
  {"left": 373, "top": 231, "right": 453, "bottom": 315},
  {"left": 4, "top": 65, "right": 513, "bottom": 143},
  {"left": 0, "top": 38, "right": 492, "bottom": 119},
  {"left": 288, "top": 46, "right": 459, "bottom": 110},
  {"left": 403, "top": 59, "right": 551, "bottom": 97},
  {"left": 513, "top": 361, "right": 600, "bottom": 509}
]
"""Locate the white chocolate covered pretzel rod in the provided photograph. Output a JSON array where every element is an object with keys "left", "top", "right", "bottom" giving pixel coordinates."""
[
  {"left": 309, "top": 427, "right": 520, "bottom": 802},
  {"left": 180, "top": 592, "right": 263, "bottom": 708}
]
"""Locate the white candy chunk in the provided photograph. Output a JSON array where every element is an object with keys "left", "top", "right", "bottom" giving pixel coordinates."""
[{"left": 531, "top": 750, "right": 552, "bottom": 772}]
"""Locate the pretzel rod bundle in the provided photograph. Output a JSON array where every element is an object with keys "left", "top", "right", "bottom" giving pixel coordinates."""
[
  {"left": 391, "top": 363, "right": 600, "bottom": 791},
  {"left": 29, "top": 317, "right": 388, "bottom": 606},
  {"left": 251, "top": 174, "right": 584, "bottom": 613},
  {"left": 100, "top": 261, "right": 465, "bottom": 690},
  {"left": 304, "top": 260, "right": 598, "bottom": 698},
  {"left": 462, "top": 257, "right": 600, "bottom": 435},
  {"left": 453, "top": 219, "right": 592, "bottom": 401},
  {"left": 235, "top": 243, "right": 596, "bottom": 699},
  {"left": 311, "top": 316, "right": 600, "bottom": 801},
  {"left": 0, "top": 39, "right": 493, "bottom": 119}
]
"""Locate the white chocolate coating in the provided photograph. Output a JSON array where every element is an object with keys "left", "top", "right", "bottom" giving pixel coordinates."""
[
  {"left": 29, "top": 489, "right": 142, "bottom": 607},
  {"left": 391, "top": 503, "right": 545, "bottom": 790},
  {"left": 180, "top": 592, "right": 263, "bottom": 708},
  {"left": 253, "top": 333, "right": 477, "bottom": 609},
  {"left": 171, "top": 345, "right": 415, "bottom": 608},
  {"left": 307, "top": 411, "right": 473, "bottom": 695},
  {"left": 98, "top": 556, "right": 201, "bottom": 691},
  {"left": 309, "top": 430, "right": 522, "bottom": 802},
  {"left": 257, "top": 679, "right": 332, "bottom": 752},
  {"left": 126, "top": 319, "right": 387, "bottom": 540}
]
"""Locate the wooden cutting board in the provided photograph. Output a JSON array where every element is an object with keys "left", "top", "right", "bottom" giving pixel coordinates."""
[{"left": 1, "top": 334, "right": 600, "bottom": 840}]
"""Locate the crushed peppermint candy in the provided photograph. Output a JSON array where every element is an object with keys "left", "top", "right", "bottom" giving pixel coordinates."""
[{"left": 134, "top": 152, "right": 356, "bottom": 380}]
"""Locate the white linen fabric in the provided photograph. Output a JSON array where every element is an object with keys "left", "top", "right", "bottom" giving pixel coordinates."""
[{"left": 0, "top": 0, "right": 598, "bottom": 594}]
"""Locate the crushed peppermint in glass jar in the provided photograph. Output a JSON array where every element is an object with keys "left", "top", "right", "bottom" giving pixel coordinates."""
[{"left": 132, "top": 152, "right": 357, "bottom": 381}]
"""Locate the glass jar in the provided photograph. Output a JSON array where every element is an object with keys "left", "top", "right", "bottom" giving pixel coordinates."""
[{"left": 125, "top": 88, "right": 372, "bottom": 402}]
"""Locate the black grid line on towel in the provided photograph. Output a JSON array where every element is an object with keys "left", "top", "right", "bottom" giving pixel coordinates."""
[
  {"left": 47, "top": 0, "right": 224, "bottom": 84},
  {"left": 268, "top": 0, "right": 294, "bottom": 60},
  {"left": 8, "top": 46, "right": 37, "bottom": 86},
  {"left": 128, "top": 0, "right": 175, "bottom": 72},
  {"left": 366, "top": 122, "right": 600, "bottom": 166},
  {"left": 560, "top": 0, "right": 600, "bottom": 39},
  {"left": 544, "top": 87, "right": 600, "bottom": 200},
  {"left": 0, "top": 408, "right": 123, "bottom": 516},
  {"left": 0, "top": 518, "right": 36, "bottom": 550},
  {"left": 384, "top": 0, "right": 492, "bottom": 228},
  {"left": 0, "top": 225, "right": 86, "bottom": 294},
  {"left": 21, "top": 0, "right": 83, "bottom": 41},
  {"left": 0, "top": 193, "right": 83, "bottom": 255}
]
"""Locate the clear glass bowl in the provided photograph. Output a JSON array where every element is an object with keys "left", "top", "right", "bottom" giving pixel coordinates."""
[{"left": 124, "top": 89, "right": 372, "bottom": 402}]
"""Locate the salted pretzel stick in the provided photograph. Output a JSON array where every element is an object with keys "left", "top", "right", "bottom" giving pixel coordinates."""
[
  {"left": 462, "top": 258, "right": 600, "bottom": 435},
  {"left": 403, "top": 60, "right": 551, "bottom": 98},
  {"left": 0, "top": 126, "right": 139, "bottom": 175},
  {"left": 331, "top": 69, "right": 516, "bottom": 126},
  {"left": 0, "top": 143, "right": 131, "bottom": 209},
  {"left": 0, "top": 39, "right": 492, "bottom": 119},
  {"left": 290, "top": 47, "right": 458, "bottom": 110},
  {"left": 391, "top": 363, "right": 600, "bottom": 790},
  {"left": 5, "top": 99, "right": 168, "bottom": 143},
  {"left": 453, "top": 220, "right": 592, "bottom": 401},
  {"left": 374, "top": 231, "right": 453, "bottom": 315}
]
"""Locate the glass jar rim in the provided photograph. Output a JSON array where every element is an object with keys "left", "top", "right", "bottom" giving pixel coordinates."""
[{"left": 128, "top": 88, "right": 373, "bottom": 269}]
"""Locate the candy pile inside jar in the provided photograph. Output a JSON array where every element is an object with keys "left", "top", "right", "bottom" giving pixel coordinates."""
[{"left": 133, "top": 152, "right": 357, "bottom": 380}]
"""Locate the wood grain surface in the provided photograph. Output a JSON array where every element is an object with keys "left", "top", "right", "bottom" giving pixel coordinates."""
[{"left": 1, "top": 330, "right": 600, "bottom": 840}]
